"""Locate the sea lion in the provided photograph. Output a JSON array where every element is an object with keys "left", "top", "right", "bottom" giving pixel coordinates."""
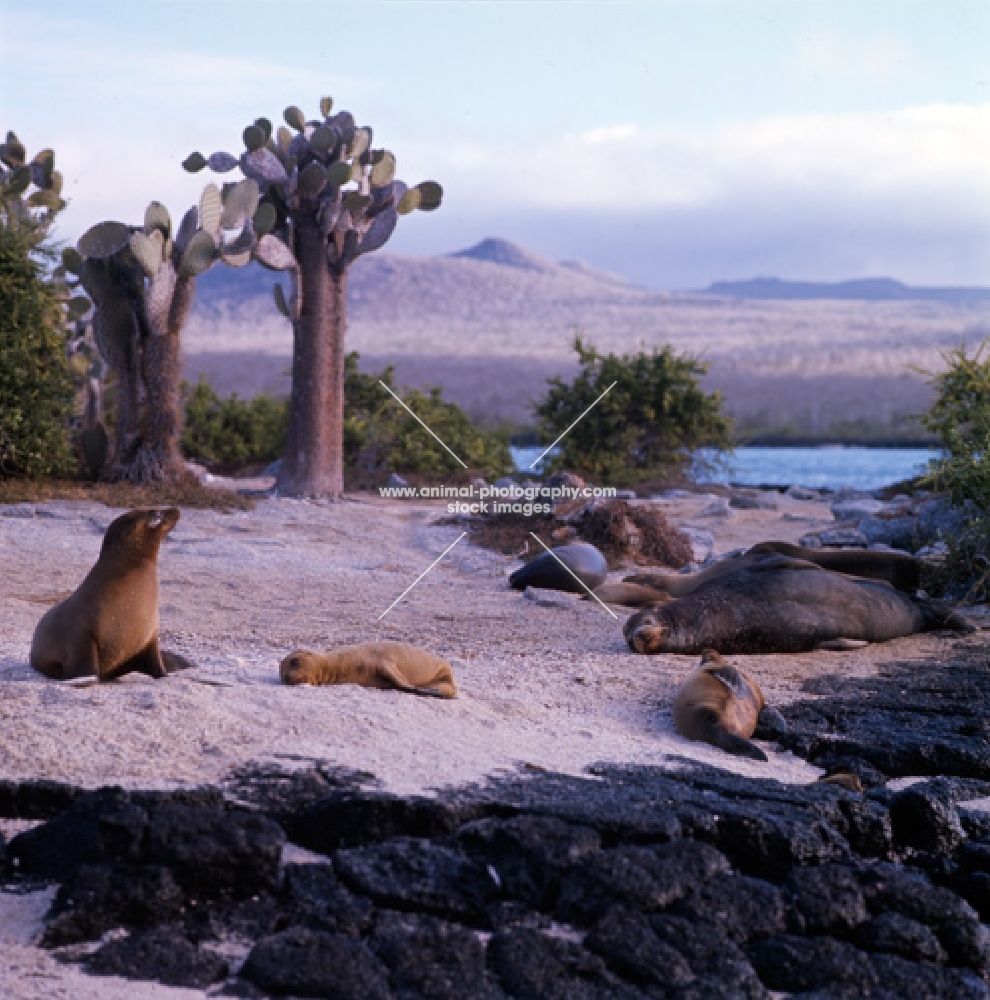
[
  {"left": 583, "top": 581, "right": 671, "bottom": 608},
  {"left": 509, "top": 542, "right": 607, "bottom": 594},
  {"left": 672, "top": 650, "right": 784, "bottom": 761},
  {"left": 30, "top": 507, "right": 188, "bottom": 681},
  {"left": 625, "top": 554, "right": 972, "bottom": 656},
  {"left": 625, "top": 541, "right": 921, "bottom": 597},
  {"left": 279, "top": 642, "right": 457, "bottom": 698}
]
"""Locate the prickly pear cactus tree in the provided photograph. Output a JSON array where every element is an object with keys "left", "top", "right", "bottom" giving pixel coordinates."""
[
  {"left": 184, "top": 97, "right": 442, "bottom": 497},
  {"left": 0, "top": 131, "right": 66, "bottom": 243},
  {"left": 76, "top": 183, "right": 262, "bottom": 482}
]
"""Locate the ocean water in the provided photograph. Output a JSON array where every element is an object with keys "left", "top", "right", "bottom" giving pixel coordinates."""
[{"left": 510, "top": 445, "right": 940, "bottom": 491}]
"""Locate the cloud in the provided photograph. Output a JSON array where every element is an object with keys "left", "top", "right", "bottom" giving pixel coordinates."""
[{"left": 786, "top": 25, "right": 918, "bottom": 83}]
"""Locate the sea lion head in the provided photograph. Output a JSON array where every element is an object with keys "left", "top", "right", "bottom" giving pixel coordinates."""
[
  {"left": 101, "top": 507, "right": 180, "bottom": 562},
  {"left": 279, "top": 649, "right": 323, "bottom": 685},
  {"left": 623, "top": 606, "right": 669, "bottom": 654}
]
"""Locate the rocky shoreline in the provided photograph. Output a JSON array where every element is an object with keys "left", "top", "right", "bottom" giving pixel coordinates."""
[{"left": 3, "top": 645, "right": 990, "bottom": 999}]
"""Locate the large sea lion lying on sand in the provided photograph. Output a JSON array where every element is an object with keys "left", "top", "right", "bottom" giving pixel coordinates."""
[
  {"left": 625, "top": 541, "right": 921, "bottom": 598},
  {"left": 673, "top": 650, "right": 785, "bottom": 761},
  {"left": 30, "top": 508, "right": 192, "bottom": 681},
  {"left": 280, "top": 642, "right": 457, "bottom": 698},
  {"left": 625, "top": 555, "right": 971, "bottom": 656},
  {"left": 509, "top": 542, "right": 607, "bottom": 594}
]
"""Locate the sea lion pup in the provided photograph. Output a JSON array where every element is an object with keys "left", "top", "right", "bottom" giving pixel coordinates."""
[
  {"left": 280, "top": 642, "right": 457, "bottom": 698},
  {"left": 509, "top": 542, "right": 607, "bottom": 594},
  {"left": 624, "top": 554, "right": 972, "bottom": 656},
  {"left": 30, "top": 507, "right": 189, "bottom": 681},
  {"left": 583, "top": 581, "right": 671, "bottom": 608},
  {"left": 625, "top": 542, "right": 921, "bottom": 597},
  {"left": 673, "top": 650, "right": 785, "bottom": 762}
]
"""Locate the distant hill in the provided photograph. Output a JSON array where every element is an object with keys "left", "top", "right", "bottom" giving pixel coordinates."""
[{"left": 703, "top": 277, "right": 990, "bottom": 303}]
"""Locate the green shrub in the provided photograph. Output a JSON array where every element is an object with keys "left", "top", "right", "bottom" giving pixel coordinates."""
[
  {"left": 535, "top": 337, "right": 732, "bottom": 485},
  {"left": 181, "top": 378, "right": 288, "bottom": 468},
  {"left": 922, "top": 341, "right": 990, "bottom": 599},
  {"left": 182, "top": 354, "right": 513, "bottom": 479},
  {"left": 0, "top": 222, "right": 74, "bottom": 477}
]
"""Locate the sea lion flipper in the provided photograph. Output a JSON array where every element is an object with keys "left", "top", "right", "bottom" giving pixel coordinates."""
[
  {"left": 62, "top": 637, "right": 100, "bottom": 681},
  {"left": 109, "top": 641, "right": 167, "bottom": 681},
  {"left": 748, "top": 555, "right": 822, "bottom": 573},
  {"left": 161, "top": 650, "right": 198, "bottom": 673},
  {"left": 814, "top": 638, "right": 870, "bottom": 651},
  {"left": 703, "top": 720, "right": 768, "bottom": 762},
  {"left": 756, "top": 706, "right": 788, "bottom": 736},
  {"left": 376, "top": 660, "right": 422, "bottom": 694},
  {"left": 709, "top": 665, "right": 752, "bottom": 701}
]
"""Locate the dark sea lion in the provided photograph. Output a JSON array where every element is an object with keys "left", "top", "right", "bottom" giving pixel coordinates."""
[
  {"left": 30, "top": 508, "right": 189, "bottom": 681},
  {"left": 672, "top": 650, "right": 784, "bottom": 761},
  {"left": 625, "top": 555, "right": 972, "bottom": 656},
  {"left": 583, "top": 581, "right": 671, "bottom": 608},
  {"left": 509, "top": 542, "right": 607, "bottom": 594},
  {"left": 280, "top": 642, "right": 457, "bottom": 698},
  {"left": 625, "top": 541, "right": 921, "bottom": 597}
]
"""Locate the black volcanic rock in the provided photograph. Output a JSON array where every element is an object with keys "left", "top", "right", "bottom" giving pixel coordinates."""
[
  {"left": 785, "top": 864, "right": 869, "bottom": 935},
  {"left": 671, "top": 873, "right": 788, "bottom": 942},
  {"left": 890, "top": 785, "right": 965, "bottom": 853},
  {"left": 240, "top": 927, "right": 391, "bottom": 999},
  {"left": 283, "top": 863, "right": 375, "bottom": 936},
  {"left": 747, "top": 934, "right": 878, "bottom": 993},
  {"left": 853, "top": 911, "right": 946, "bottom": 962},
  {"left": 0, "top": 778, "right": 82, "bottom": 819},
  {"left": 87, "top": 926, "right": 228, "bottom": 989}
]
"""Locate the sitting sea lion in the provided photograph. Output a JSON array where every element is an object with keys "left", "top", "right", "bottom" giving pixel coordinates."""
[
  {"left": 625, "top": 554, "right": 972, "bottom": 656},
  {"left": 280, "top": 642, "right": 457, "bottom": 698},
  {"left": 30, "top": 508, "right": 190, "bottom": 681},
  {"left": 584, "top": 581, "right": 671, "bottom": 608},
  {"left": 673, "top": 650, "right": 785, "bottom": 761},
  {"left": 625, "top": 541, "right": 921, "bottom": 597},
  {"left": 509, "top": 542, "right": 607, "bottom": 594}
]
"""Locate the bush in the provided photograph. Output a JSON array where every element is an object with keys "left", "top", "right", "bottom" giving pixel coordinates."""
[
  {"left": 535, "top": 337, "right": 732, "bottom": 486},
  {"left": 0, "top": 222, "right": 74, "bottom": 477},
  {"left": 181, "top": 378, "right": 289, "bottom": 469},
  {"left": 182, "top": 354, "right": 513, "bottom": 480},
  {"left": 922, "top": 342, "right": 990, "bottom": 600}
]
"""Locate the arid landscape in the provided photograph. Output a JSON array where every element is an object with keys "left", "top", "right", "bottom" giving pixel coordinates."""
[{"left": 182, "top": 239, "right": 988, "bottom": 436}]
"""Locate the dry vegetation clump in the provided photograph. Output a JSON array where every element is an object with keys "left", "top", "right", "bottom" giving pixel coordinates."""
[
  {"left": 450, "top": 498, "right": 692, "bottom": 569},
  {"left": 0, "top": 476, "right": 254, "bottom": 511}
]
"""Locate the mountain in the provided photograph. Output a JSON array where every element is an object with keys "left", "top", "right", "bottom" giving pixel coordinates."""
[{"left": 703, "top": 277, "right": 990, "bottom": 303}]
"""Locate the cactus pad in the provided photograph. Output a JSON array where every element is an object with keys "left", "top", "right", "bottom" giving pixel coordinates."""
[
  {"left": 357, "top": 206, "right": 397, "bottom": 256},
  {"left": 243, "top": 124, "right": 266, "bottom": 152},
  {"left": 221, "top": 178, "right": 261, "bottom": 229},
  {"left": 241, "top": 148, "right": 289, "bottom": 185},
  {"left": 320, "top": 96, "right": 334, "bottom": 117},
  {"left": 252, "top": 201, "right": 278, "bottom": 237},
  {"left": 78, "top": 221, "right": 132, "bottom": 259},
  {"left": 343, "top": 191, "right": 372, "bottom": 213},
  {"left": 178, "top": 230, "right": 219, "bottom": 277},
  {"left": 4, "top": 166, "right": 30, "bottom": 197},
  {"left": 173, "top": 205, "right": 199, "bottom": 255},
  {"left": 0, "top": 132, "right": 25, "bottom": 167},
  {"left": 208, "top": 151, "right": 239, "bottom": 173},
  {"left": 199, "top": 184, "right": 223, "bottom": 237},
  {"left": 324, "top": 161, "right": 353, "bottom": 188},
  {"left": 66, "top": 295, "right": 91, "bottom": 319},
  {"left": 221, "top": 249, "right": 253, "bottom": 268},
  {"left": 297, "top": 161, "right": 327, "bottom": 198},
  {"left": 253, "top": 234, "right": 297, "bottom": 271},
  {"left": 309, "top": 126, "right": 336, "bottom": 154},
  {"left": 415, "top": 180, "right": 443, "bottom": 211},
  {"left": 182, "top": 151, "right": 208, "bottom": 173},
  {"left": 255, "top": 117, "right": 273, "bottom": 140},
  {"left": 349, "top": 128, "right": 371, "bottom": 159},
  {"left": 284, "top": 105, "right": 307, "bottom": 132},
  {"left": 62, "top": 247, "right": 83, "bottom": 274},
  {"left": 129, "top": 230, "right": 165, "bottom": 278},
  {"left": 223, "top": 219, "right": 257, "bottom": 255},
  {"left": 370, "top": 151, "right": 396, "bottom": 187},
  {"left": 143, "top": 201, "right": 171, "bottom": 237},
  {"left": 273, "top": 282, "right": 291, "bottom": 318}
]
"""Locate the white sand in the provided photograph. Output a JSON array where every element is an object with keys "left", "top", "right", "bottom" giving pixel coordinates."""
[{"left": 1, "top": 491, "right": 982, "bottom": 998}]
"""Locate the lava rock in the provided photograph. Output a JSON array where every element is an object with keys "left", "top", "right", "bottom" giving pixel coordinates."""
[
  {"left": 283, "top": 863, "right": 374, "bottom": 936},
  {"left": 936, "top": 917, "right": 990, "bottom": 974},
  {"left": 861, "top": 864, "right": 979, "bottom": 925},
  {"left": 859, "top": 515, "right": 919, "bottom": 552},
  {"left": 747, "top": 934, "right": 878, "bottom": 993},
  {"left": 818, "top": 528, "right": 869, "bottom": 547},
  {"left": 917, "top": 497, "right": 969, "bottom": 545},
  {"left": 853, "top": 911, "right": 946, "bottom": 962},
  {"left": 671, "top": 874, "right": 788, "bottom": 942},
  {"left": 147, "top": 802, "right": 284, "bottom": 898},
  {"left": 834, "top": 796, "right": 894, "bottom": 858},
  {"left": 785, "top": 865, "right": 869, "bottom": 935},
  {"left": 0, "top": 778, "right": 82, "bottom": 819},
  {"left": 870, "top": 952, "right": 990, "bottom": 1000},
  {"left": 240, "top": 927, "right": 390, "bottom": 999},
  {"left": 86, "top": 925, "right": 228, "bottom": 989},
  {"left": 648, "top": 914, "right": 767, "bottom": 999},
  {"left": 787, "top": 485, "right": 820, "bottom": 501},
  {"left": 9, "top": 787, "right": 148, "bottom": 880},
  {"left": 584, "top": 906, "right": 694, "bottom": 993},
  {"left": 334, "top": 837, "right": 498, "bottom": 924},
  {"left": 555, "top": 840, "right": 730, "bottom": 924},
  {"left": 456, "top": 814, "right": 600, "bottom": 908},
  {"left": 42, "top": 863, "right": 184, "bottom": 946},
  {"left": 370, "top": 911, "right": 501, "bottom": 1000},
  {"left": 490, "top": 926, "right": 647, "bottom": 1000},
  {"left": 890, "top": 786, "right": 965, "bottom": 854},
  {"left": 730, "top": 491, "right": 779, "bottom": 510}
]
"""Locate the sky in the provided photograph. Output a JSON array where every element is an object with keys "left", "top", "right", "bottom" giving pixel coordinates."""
[{"left": 1, "top": 0, "right": 988, "bottom": 290}]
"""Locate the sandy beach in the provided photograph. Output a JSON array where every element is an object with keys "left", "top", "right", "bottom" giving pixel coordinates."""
[{"left": 1, "top": 489, "right": 985, "bottom": 998}]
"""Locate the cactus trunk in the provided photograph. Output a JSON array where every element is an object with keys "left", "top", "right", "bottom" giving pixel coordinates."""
[{"left": 277, "top": 216, "right": 346, "bottom": 497}]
